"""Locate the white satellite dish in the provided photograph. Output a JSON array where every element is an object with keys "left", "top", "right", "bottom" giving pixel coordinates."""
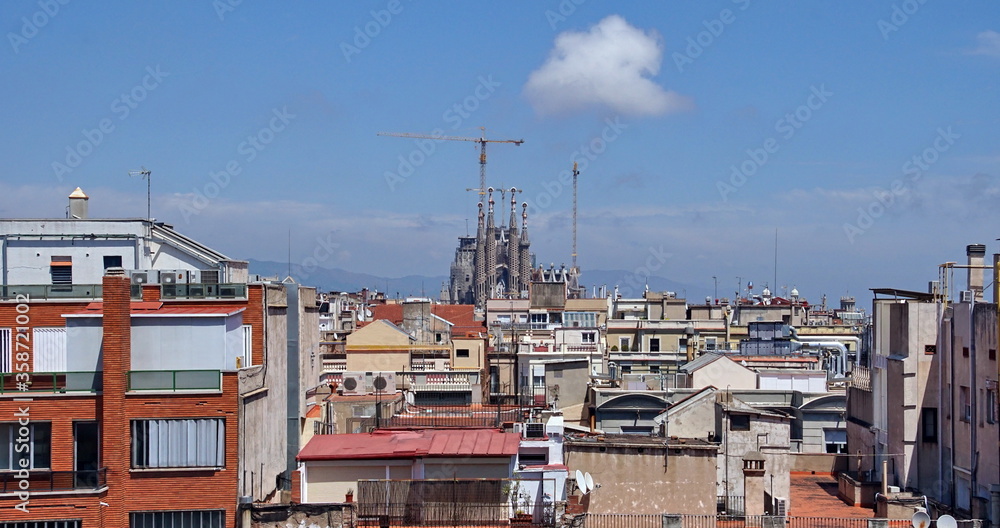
[
  {"left": 910, "top": 511, "right": 930, "bottom": 528},
  {"left": 584, "top": 472, "right": 595, "bottom": 493},
  {"left": 936, "top": 515, "right": 957, "bottom": 528},
  {"left": 575, "top": 470, "right": 588, "bottom": 494}
]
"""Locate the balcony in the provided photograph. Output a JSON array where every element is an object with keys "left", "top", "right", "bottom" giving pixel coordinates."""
[
  {"left": 0, "top": 284, "right": 103, "bottom": 301},
  {"left": 405, "top": 372, "right": 475, "bottom": 392},
  {"left": 159, "top": 283, "right": 247, "bottom": 300},
  {"left": 0, "top": 468, "right": 107, "bottom": 493},
  {"left": 0, "top": 371, "right": 102, "bottom": 394},
  {"left": 127, "top": 370, "right": 221, "bottom": 392},
  {"left": 322, "top": 358, "right": 347, "bottom": 373}
]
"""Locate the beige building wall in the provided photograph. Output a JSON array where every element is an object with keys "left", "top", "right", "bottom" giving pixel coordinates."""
[
  {"left": 564, "top": 443, "right": 717, "bottom": 515},
  {"left": 304, "top": 459, "right": 413, "bottom": 503},
  {"left": 452, "top": 337, "right": 485, "bottom": 370},
  {"left": 691, "top": 358, "right": 757, "bottom": 390},
  {"left": 347, "top": 320, "right": 413, "bottom": 371}
]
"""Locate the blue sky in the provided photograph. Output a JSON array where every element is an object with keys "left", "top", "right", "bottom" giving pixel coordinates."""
[{"left": 2, "top": 1, "right": 999, "bottom": 303}]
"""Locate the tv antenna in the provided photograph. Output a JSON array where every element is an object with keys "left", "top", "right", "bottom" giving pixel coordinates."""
[{"left": 128, "top": 167, "right": 152, "bottom": 221}]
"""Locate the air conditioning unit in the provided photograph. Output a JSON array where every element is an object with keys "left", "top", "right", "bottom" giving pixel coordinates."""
[
  {"left": 161, "top": 272, "right": 178, "bottom": 285},
  {"left": 434, "top": 358, "right": 448, "bottom": 371},
  {"left": 341, "top": 372, "right": 366, "bottom": 395},
  {"left": 187, "top": 270, "right": 201, "bottom": 284},
  {"left": 219, "top": 286, "right": 238, "bottom": 297},
  {"left": 773, "top": 497, "right": 787, "bottom": 517},
  {"left": 188, "top": 285, "right": 205, "bottom": 297},
  {"left": 130, "top": 271, "right": 149, "bottom": 285},
  {"left": 512, "top": 423, "right": 524, "bottom": 434},
  {"left": 960, "top": 290, "right": 973, "bottom": 303},
  {"left": 372, "top": 372, "right": 396, "bottom": 394}
]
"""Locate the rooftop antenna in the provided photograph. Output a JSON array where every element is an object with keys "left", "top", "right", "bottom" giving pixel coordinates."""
[
  {"left": 572, "top": 162, "right": 579, "bottom": 271},
  {"left": 773, "top": 228, "right": 778, "bottom": 297},
  {"left": 128, "top": 166, "right": 152, "bottom": 221}
]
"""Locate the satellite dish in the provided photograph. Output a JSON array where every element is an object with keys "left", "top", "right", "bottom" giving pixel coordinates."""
[
  {"left": 910, "top": 511, "right": 930, "bottom": 528},
  {"left": 575, "top": 470, "right": 588, "bottom": 494},
  {"left": 585, "top": 472, "right": 595, "bottom": 493},
  {"left": 936, "top": 515, "right": 957, "bottom": 528}
]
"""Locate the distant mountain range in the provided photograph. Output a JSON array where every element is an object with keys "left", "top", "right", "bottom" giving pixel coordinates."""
[{"left": 247, "top": 259, "right": 704, "bottom": 300}]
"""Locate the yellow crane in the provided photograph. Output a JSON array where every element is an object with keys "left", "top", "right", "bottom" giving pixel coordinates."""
[{"left": 377, "top": 127, "right": 524, "bottom": 198}]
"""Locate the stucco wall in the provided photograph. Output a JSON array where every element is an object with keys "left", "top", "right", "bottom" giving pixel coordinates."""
[{"left": 564, "top": 443, "right": 717, "bottom": 515}]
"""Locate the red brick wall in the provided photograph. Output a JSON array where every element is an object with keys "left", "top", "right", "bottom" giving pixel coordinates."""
[
  {"left": 101, "top": 272, "right": 131, "bottom": 528},
  {"left": 291, "top": 467, "right": 301, "bottom": 503},
  {"left": 0, "top": 278, "right": 246, "bottom": 527}
]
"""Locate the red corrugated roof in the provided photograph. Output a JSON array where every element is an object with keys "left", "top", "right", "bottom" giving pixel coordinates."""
[
  {"left": 64, "top": 302, "right": 245, "bottom": 317},
  {"left": 298, "top": 429, "right": 519, "bottom": 461}
]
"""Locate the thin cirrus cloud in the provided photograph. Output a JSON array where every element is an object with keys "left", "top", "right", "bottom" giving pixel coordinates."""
[
  {"left": 523, "top": 15, "right": 693, "bottom": 118},
  {"left": 968, "top": 30, "right": 1000, "bottom": 57}
]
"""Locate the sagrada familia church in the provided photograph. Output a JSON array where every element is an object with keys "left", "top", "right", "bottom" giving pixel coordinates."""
[{"left": 447, "top": 187, "right": 579, "bottom": 308}]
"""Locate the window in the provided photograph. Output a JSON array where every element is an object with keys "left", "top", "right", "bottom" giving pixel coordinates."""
[
  {"left": 987, "top": 388, "right": 997, "bottom": 425},
  {"left": 456, "top": 348, "right": 470, "bottom": 358},
  {"left": 922, "top": 408, "right": 937, "bottom": 442},
  {"left": 991, "top": 349, "right": 997, "bottom": 361},
  {"left": 435, "top": 333, "right": 443, "bottom": 343},
  {"left": 705, "top": 337, "right": 718, "bottom": 351},
  {"left": 650, "top": 338, "right": 660, "bottom": 352},
  {"left": 582, "top": 332, "right": 596, "bottom": 344},
  {"left": 103, "top": 255, "right": 123, "bottom": 269},
  {"left": 619, "top": 338, "right": 630, "bottom": 351},
  {"left": 74, "top": 421, "right": 100, "bottom": 488},
  {"left": 1, "top": 522, "right": 80, "bottom": 528},
  {"left": 925, "top": 344, "right": 937, "bottom": 355},
  {"left": 518, "top": 452, "right": 548, "bottom": 464},
  {"left": 241, "top": 324, "right": 253, "bottom": 367},
  {"left": 963, "top": 347, "right": 970, "bottom": 358},
  {"left": 131, "top": 418, "right": 225, "bottom": 468},
  {"left": 960, "top": 387, "right": 972, "bottom": 422},
  {"left": 50, "top": 256, "right": 72, "bottom": 285},
  {"left": 0, "top": 422, "right": 51, "bottom": 470},
  {"left": 824, "top": 429, "right": 847, "bottom": 454},
  {"left": 729, "top": 414, "right": 750, "bottom": 431},
  {"left": 131, "top": 510, "right": 224, "bottom": 528},
  {"left": 0, "top": 328, "right": 10, "bottom": 373}
]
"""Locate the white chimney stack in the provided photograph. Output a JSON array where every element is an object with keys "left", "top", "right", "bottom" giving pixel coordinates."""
[{"left": 967, "top": 244, "right": 985, "bottom": 302}]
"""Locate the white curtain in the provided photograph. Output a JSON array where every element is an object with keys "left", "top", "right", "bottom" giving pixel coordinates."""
[
  {"left": 136, "top": 418, "right": 224, "bottom": 468},
  {"left": 32, "top": 327, "right": 67, "bottom": 372}
]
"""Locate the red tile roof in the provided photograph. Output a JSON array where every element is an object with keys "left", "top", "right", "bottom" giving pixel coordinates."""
[
  {"left": 64, "top": 302, "right": 245, "bottom": 317},
  {"left": 298, "top": 429, "right": 519, "bottom": 461},
  {"left": 365, "top": 304, "right": 486, "bottom": 336}
]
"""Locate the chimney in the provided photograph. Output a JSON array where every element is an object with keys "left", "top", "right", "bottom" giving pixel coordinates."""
[
  {"left": 68, "top": 187, "right": 89, "bottom": 219},
  {"left": 967, "top": 244, "right": 986, "bottom": 302},
  {"left": 101, "top": 267, "right": 130, "bottom": 528},
  {"left": 742, "top": 451, "right": 767, "bottom": 519}
]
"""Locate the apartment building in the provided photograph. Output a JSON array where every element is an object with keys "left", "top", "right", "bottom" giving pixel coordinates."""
[{"left": 0, "top": 191, "right": 316, "bottom": 526}]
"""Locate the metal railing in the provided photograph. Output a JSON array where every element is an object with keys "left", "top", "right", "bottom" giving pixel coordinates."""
[
  {"left": 127, "top": 369, "right": 221, "bottom": 391},
  {"left": 0, "top": 371, "right": 102, "bottom": 394},
  {"left": 579, "top": 513, "right": 917, "bottom": 528},
  {"left": 717, "top": 495, "right": 745, "bottom": 516},
  {"left": 0, "top": 468, "right": 107, "bottom": 492},
  {"left": 0, "top": 284, "right": 103, "bottom": 301}
]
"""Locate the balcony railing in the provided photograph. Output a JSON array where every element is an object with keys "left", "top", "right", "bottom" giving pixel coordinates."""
[
  {"left": 127, "top": 370, "right": 221, "bottom": 391},
  {"left": 0, "top": 468, "right": 107, "bottom": 492},
  {"left": 0, "top": 284, "right": 103, "bottom": 301},
  {"left": 0, "top": 371, "right": 102, "bottom": 394}
]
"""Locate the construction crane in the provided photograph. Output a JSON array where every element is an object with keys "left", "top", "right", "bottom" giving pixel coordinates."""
[
  {"left": 377, "top": 127, "right": 524, "bottom": 199},
  {"left": 571, "top": 162, "right": 579, "bottom": 271}
]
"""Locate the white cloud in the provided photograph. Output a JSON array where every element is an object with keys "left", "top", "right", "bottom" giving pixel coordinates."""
[
  {"left": 524, "top": 15, "right": 692, "bottom": 117},
  {"left": 968, "top": 30, "right": 1000, "bottom": 57}
]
